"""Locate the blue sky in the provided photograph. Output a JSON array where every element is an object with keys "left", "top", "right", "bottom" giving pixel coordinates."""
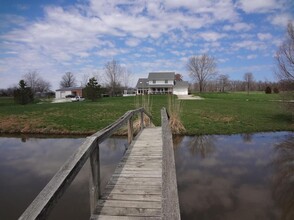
[{"left": 0, "top": 0, "right": 293, "bottom": 89}]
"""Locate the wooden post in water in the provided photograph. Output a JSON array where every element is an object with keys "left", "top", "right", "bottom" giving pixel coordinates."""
[
  {"left": 127, "top": 116, "right": 134, "bottom": 145},
  {"left": 89, "top": 144, "right": 100, "bottom": 214}
]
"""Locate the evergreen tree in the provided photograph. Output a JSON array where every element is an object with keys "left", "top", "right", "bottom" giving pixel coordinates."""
[
  {"left": 14, "top": 80, "right": 34, "bottom": 105},
  {"left": 83, "top": 77, "right": 101, "bottom": 101}
]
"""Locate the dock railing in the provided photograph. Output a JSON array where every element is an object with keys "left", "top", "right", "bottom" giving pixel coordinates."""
[
  {"left": 19, "top": 107, "right": 152, "bottom": 220},
  {"left": 161, "top": 107, "right": 181, "bottom": 220}
]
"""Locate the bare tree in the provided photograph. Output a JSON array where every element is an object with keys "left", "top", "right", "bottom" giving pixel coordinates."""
[
  {"left": 175, "top": 73, "right": 183, "bottom": 81},
  {"left": 60, "top": 72, "right": 77, "bottom": 88},
  {"left": 104, "top": 59, "right": 123, "bottom": 96},
  {"left": 186, "top": 54, "right": 217, "bottom": 92},
  {"left": 121, "top": 67, "right": 133, "bottom": 89},
  {"left": 218, "top": 74, "right": 230, "bottom": 92},
  {"left": 275, "top": 22, "right": 294, "bottom": 82},
  {"left": 80, "top": 73, "right": 90, "bottom": 87},
  {"left": 244, "top": 72, "right": 254, "bottom": 95},
  {"left": 23, "top": 70, "right": 51, "bottom": 93}
]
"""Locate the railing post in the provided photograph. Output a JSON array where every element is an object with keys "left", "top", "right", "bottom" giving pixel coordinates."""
[
  {"left": 89, "top": 144, "right": 100, "bottom": 214},
  {"left": 140, "top": 111, "right": 144, "bottom": 130},
  {"left": 128, "top": 116, "right": 134, "bottom": 144}
]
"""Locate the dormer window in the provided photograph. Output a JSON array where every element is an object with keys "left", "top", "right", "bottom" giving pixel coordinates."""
[
  {"left": 153, "top": 80, "right": 156, "bottom": 84},
  {"left": 165, "top": 80, "right": 168, "bottom": 84}
]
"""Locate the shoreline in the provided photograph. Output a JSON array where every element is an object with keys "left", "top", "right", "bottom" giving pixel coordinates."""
[{"left": 1, "top": 128, "right": 293, "bottom": 137}]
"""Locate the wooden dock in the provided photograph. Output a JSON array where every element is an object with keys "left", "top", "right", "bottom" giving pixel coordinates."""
[
  {"left": 19, "top": 108, "right": 180, "bottom": 220},
  {"left": 91, "top": 127, "right": 163, "bottom": 219}
]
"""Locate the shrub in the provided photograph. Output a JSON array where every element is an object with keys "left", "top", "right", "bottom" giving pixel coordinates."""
[{"left": 265, "top": 86, "right": 272, "bottom": 94}]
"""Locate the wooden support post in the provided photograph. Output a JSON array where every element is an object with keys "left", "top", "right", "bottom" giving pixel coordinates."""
[
  {"left": 128, "top": 116, "right": 133, "bottom": 145},
  {"left": 140, "top": 111, "right": 144, "bottom": 130},
  {"left": 89, "top": 144, "right": 100, "bottom": 214}
]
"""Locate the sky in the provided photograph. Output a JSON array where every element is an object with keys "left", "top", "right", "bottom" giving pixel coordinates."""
[{"left": 0, "top": 0, "right": 293, "bottom": 90}]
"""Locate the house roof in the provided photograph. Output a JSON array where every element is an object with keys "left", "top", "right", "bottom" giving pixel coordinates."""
[
  {"left": 174, "top": 81, "right": 189, "bottom": 88},
  {"left": 56, "top": 87, "right": 84, "bottom": 91},
  {"left": 136, "top": 78, "right": 149, "bottom": 88},
  {"left": 148, "top": 72, "right": 175, "bottom": 80}
]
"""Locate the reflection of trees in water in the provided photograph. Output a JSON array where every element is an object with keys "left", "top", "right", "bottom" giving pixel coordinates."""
[
  {"left": 241, "top": 133, "right": 253, "bottom": 143},
  {"left": 272, "top": 135, "right": 294, "bottom": 220},
  {"left": 173, "top": 135, "right": 184, "bottom": 149},
  {"left": 189, "top": 135, "right": 216, "bottom": 158}
]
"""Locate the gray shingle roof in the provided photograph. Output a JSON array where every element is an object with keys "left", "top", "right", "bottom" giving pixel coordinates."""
[
  {"left": 136, "top": 78, "right": 149, "bottom": 88},
  {"left": 148, "top": 72, "right": 175, "bottom": 80},
  {"left": 174, "top": 81, "right": 189, "bottom": 88}
]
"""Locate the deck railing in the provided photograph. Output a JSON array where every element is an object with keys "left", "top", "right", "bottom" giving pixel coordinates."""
[{"left": 19, "top": 107, "right": 152, "bottom": 220}]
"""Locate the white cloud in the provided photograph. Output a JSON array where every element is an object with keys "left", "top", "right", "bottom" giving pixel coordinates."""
[
  {"left": 269, "top": 13, "right": 293, "bottom": 27},
  {"left": 199, "top": 32, "right": 227, "bottom": 42},
  {"left": 236, "top": 0, "right": 284, "bottom": 13},
  {"left": 247, "top": 54, "right": 257, "bottom": 59},
  {"left": 232, "top": 40, "right": 266, "bottom": 51},
  {"left": 223, "top": 22, "right": 253, "bottom": 32},
  {"left": 125, "top": 38, "right": 141, "bottom": 47},
  {"left": 257, "top": 33, "right": 272, "bottom": 41}
]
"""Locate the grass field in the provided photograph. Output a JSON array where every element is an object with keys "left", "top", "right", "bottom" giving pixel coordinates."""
[{"left": 0, "top": 92, "right": 293, "bottom": 135}]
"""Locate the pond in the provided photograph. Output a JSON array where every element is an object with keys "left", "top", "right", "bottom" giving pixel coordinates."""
[
  {"left": 173, "top": 132, "right": 294, "bottom": 220},
  {"left": 0, "top": 132, "right": 293, "bottom": 220},
  {"left": 0, "top": 136, "right": 127, "bottom": 220}
]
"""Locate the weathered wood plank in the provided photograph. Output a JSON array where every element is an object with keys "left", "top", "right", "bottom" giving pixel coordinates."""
[
  {"left": 97, "top": 200, "right": 161, "bottom": 209},
  {"left": 105, "top": 183, "right": 161, "bottom": 191},
  {"left": 104, "top": 188, "right": 161, "bottom": 195},
  {"left": 100, "top": 194, "right": 161, "bottom": 202},
  {"left": 95, "top": 207, "right": 161, "bottom": 217},
  {"left": 91, "top": 215, "right": 160, "bottom": 220},
  {"left": 91, "top": 215, "right": 161, "bottom": 220}
]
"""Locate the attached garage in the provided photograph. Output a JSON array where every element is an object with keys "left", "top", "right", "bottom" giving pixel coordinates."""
[{"left": 173, "top": 81, "right": 189, "bottom": 95}]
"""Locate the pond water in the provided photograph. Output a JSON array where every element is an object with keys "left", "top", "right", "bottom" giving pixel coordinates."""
[
  {"left": 0, "top": 132, "right": 293, "bottom": 220},
  {"left": 0, "top": 136, "right": 127, "bottom": 220},
  {"left": 173, "top": 132, "right": 294, "bottom": 220}
]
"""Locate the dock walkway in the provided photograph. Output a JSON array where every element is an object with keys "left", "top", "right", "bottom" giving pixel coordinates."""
[{"left": 91, "top": 127, "right": 163, "bottom": 219}]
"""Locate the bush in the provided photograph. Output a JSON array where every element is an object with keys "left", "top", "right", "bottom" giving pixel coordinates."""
[
  {"left": 273, "top": 87, "right": 279, "bottom": 94},
  {"left": 265, "top": 86, "right": 272, "bottom": 94}
]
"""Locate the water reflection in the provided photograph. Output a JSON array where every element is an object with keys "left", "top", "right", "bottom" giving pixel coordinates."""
[
  {"left": 272, "top": 135, "right": 294, "bottom": 220},
  {"left": 188, "top": 135, "right": 216, "bottom": 158},
  {"left": 0, "top": 136, "right": 127, "bottom": 220},
  {"left": 174, "top": 132, "right": 293, "bottom": 220},
  {"left": 241, "top": 133, "right": 253, "bottom": 143}
]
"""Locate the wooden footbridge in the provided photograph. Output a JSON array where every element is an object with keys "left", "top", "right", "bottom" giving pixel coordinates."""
[{"left": 19, "top": 108, "right": 180, "bottom": 220}]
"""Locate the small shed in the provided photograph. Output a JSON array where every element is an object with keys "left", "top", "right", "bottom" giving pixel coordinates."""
[{"left": 55, "top": 87, "right": 84, "bottom": 99}]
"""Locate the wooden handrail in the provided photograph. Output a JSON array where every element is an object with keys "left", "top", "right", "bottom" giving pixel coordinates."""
[
  {"left": 19, "top": 108, "right": 152, "bottom": 220},
  {"left": 161, "top": 107, "right": 181, "bottom": 220}
]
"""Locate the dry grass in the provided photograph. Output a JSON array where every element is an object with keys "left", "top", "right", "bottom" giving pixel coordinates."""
[{"left": 168, "top": 95, "right": 186, "bottom": 134}]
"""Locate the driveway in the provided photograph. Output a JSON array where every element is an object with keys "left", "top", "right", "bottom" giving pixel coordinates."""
[{"left": 177, "top": 95, "right": 204, "bottom": 100}]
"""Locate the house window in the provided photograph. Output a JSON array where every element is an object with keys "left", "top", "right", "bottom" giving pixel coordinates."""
[
  {"left": 153, "top": 80, "right": 156, "bottom": 84},
  {"left": 165, "top": 80, "right": 168, "bottom": 84}
]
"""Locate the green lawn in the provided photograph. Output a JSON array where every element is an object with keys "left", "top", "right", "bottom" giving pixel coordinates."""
[{"left": 0, "top": 92, "right": 293, "bottom": 135}]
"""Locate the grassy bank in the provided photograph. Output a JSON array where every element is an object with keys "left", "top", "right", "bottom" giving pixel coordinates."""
[{"left": 0, "top": 92, "right": 293, "bottom": 135}]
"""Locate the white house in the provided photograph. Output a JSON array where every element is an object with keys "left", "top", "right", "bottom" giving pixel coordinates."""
[
  {"left": 55, "top": 87, "right": 84, "bottom": 99},
  {"left": 136, "top": 72, "right": 189, "bottom": 95}
]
